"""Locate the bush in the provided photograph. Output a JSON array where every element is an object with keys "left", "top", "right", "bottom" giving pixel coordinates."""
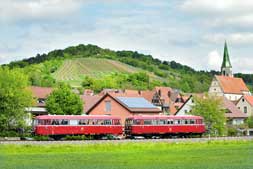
[
  {"left": 227, "top": 124, "right": 247, "bottom": 136},
  {"left": 65, "top": 135, "right": 92, "bottom": 140},
  {"left": 33, "top": 135, "right": 50, "bottom": 141},
  {"left": 0, "top": 131, "right": 19, "bottom": 137},
  {"left": 227, "top": 126, "right": 237, "bottom": 136}
]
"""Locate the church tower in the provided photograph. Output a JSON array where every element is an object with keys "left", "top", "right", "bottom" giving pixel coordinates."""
[{"left": 221, "top": 41, "right": 233, "bottom": 77}]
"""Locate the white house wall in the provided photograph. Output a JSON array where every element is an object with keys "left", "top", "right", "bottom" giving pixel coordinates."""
[
  {"left": 236, "top": 97, "right": 253, "bottom": 117},
  {"left": 208, "top": 78, "right": 224, "bottom": 97},
  {"left": 176, "top": 97, "right": 194, "bottom": 116},
  {"left": 224, "top": 93, "right": 242, "bottom": 101}
]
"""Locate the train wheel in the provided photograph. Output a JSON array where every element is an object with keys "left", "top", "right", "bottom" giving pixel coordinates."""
[{"left": 50, "top": 135, "right": 64, "bottom": 141}]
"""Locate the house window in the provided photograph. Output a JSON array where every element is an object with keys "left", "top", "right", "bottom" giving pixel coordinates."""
[
  {"left": 184, "top": 110, "right": 188, "bottom": 114},
  {"left": 105, "top": 101, "right": 111, "bottom": 112},
  {"left": 244, "top": 106, "right": 247, "bottom": 114},
  {"left": 242, "top": 98, "right": 245, "bottom": 102},
  {"left": 168, "top": 91, "right": 171, "bottom": 97}
]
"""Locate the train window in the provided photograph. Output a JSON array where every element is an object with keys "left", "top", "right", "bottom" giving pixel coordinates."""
[
  {"left": 38, "top": 120, "right": 42, "bottom": 125},
  {"left": 167, "top": 120, "right": 172, "bottom": 124},
  {"left": 195, "top": 119, "right": 202, "bottom": 124},
  {"left": 61, "top": 120, "right": 69, "bottom": 125},
  {"left": 114, "top": 119, "right": 121, "bottom": 125},
  {"left": 133, "top": 120, "right": 141, "bottom": 125},
  {"left": 52, "top": 120, "right": 60, "bottom": 125},
  {"left": 104, "top": 120, "right": 112, "bottom": 125},
  {"left": 174, "top": 120, "right": 181, "bottom": 125},
  {"left": 184, "top": 120, "right": 190, "bottom": 124},
  {"left": 79, "top": 119, "right": 88, "bottom": 125},
  {"left": 95, "top": 120, "right": 104, "bottom": 125},
  {"left": 144, "top": 120, "right": 152, "bottom": 125},
  {"left": 69, "top": 120, "right": 78, "bottom": 125},
  {"left": 158, "top": 120, "right": 166, "bottom": 125},
  {"left": 190, "top": 119, "right": 195, "bottom": 124}
]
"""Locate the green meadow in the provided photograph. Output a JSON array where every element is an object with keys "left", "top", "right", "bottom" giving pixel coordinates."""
[{"left": 0, "top": 140, "right": 252, "bottom": 169}]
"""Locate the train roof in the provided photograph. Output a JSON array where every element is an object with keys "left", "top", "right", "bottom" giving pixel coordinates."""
[
  {"left": 35, "top": 115, "right": 121, "bottom": 120},
  {"left": 126, "top": 115, "right": 203, "bottom": 120}
]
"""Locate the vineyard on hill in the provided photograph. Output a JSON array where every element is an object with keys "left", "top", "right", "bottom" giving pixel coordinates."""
[{"left": 53, "top": 58, "right": 140, "bottom": 81}]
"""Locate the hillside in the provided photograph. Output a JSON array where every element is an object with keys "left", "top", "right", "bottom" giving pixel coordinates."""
[
  {"left": 54, "top": 58, "right": 140, "bottom": 81},
  {"left": 4, "top": 44, "right": 252, "bottom": 93}
]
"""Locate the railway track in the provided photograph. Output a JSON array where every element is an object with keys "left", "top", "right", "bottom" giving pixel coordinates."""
[{"left": 1, "top": 136, "right": 253, "bottom": 145}]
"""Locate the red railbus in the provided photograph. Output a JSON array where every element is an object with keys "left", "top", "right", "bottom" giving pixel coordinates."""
[
  {"left": 125, "top": 115, "right": 205, "bottom": 138},
  {"left": 33, "top": 115, "right": 122, "bottom": 139}
]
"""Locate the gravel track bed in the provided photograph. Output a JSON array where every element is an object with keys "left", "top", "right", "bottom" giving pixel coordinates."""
[{"left": 1, "top": 136, "right": 253, "bottom": 145}]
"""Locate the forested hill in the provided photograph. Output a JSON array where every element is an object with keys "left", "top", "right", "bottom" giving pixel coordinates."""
[{"left": 3, "top": 44, "right": 253, "bottom": 93}]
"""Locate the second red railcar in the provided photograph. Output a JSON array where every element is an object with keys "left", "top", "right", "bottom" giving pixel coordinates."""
[{"left": 125, "top": 115, "right": 205, "bottom": 137}]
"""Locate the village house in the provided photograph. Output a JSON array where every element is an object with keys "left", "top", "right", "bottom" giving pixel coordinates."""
[
  {"left": 97, "top": 87, "right": 187, "bottom": 115},
  {"left": 236, "top": 95, "right": 253, "bottom": 117},
  {"left": 174, "top": 95, "right": 193, "bottom": 116},
  {"left": 209, "top": 42, "right": 251, "bottom": 101},
  {"left": 175, "top": 95, "right": 247, "bottom": 125},
  {"left": 26, "top": 86, "right": 53, "bottom": 116},
  {"left": 146, "top": 86, "right": 188, "bottom": 115},
  {"left": 85, "top": 93, "right": 162, "bottom": 123},
  {"left": 223, "top": 97, "right": 248, "bottom": 125}
]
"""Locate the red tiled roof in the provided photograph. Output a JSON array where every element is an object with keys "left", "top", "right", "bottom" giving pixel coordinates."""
[
  {"left": 182, "top": 96, "right": 190, "bottom": 102},
  {"left": 169, "top": 105, "right": 178, "bottom": 115},
  {"left": 223, "top": 98, "right": 247, "bottom": 118},
  {"left": 141, "top": 90, "right": 155, "bottom": 102},
  {"left": 98, "top": 89, "right": 141, "bottom": 97},
  {"left": 216, "top": 75, "right": 249, "bottom": 94},
  {"left": 30, "top": 86, "right": 53, "bottom": 99},
  {"left": 81, "top": 95, "right": 102, "bottom": 113},
  {"left": 155, "top": 86, "right": 172, "bottom": 104},
  {"left": 244, "top": 95, "right": 253, "bottom": 106}
]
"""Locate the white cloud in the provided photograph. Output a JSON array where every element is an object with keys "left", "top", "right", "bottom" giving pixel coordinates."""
[
  {"left": 204, "top": 33, "right": 253, "bottom": 45},
  {"left": 181, "top": 0, "right": 253, "bottom": 28},
  {"left": 207, "top": 50, "right": 222, "bottom": 70},
  {"left": 181, "top": 0, "right": 253, "bottom": 14},
  {"left": 0, "top": 0, "right": 83, "bottom": 22}
]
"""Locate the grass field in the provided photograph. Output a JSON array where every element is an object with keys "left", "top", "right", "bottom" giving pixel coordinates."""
[{"left": 0, "top": 140, "right": 252, "bottom": 169}]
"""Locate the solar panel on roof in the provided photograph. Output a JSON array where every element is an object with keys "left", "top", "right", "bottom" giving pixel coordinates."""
[{"left": 116, "top": 97, "right": 157, "bottom": 108}]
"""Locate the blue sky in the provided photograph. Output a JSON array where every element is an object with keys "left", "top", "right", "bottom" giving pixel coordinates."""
[{"left": 1, "top": 0, "right": 253, "bottom": 73}]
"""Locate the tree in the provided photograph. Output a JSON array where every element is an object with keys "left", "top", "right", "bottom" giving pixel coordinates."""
[
  {"left": 46, "top": 84, "right": 83, "bottom": 115},
  {"left": 247, "top": 116, "right": 253, "bottom": 128},
  {"left": 81, "top": 76, "right": 95, "bottom": 89},
  {"left": 191, "top": 94, "right": 226, "bottom": 136},
  {"left": 0, "top": 68, "right": 33, "bottom": 133}
]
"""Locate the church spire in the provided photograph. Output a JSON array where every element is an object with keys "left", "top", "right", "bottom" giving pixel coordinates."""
[
  {"left": 221, "top": 41, "right": 233, "bottom": 77},
  {"left": 222, "top": 41, "right": 232, "bottom": 68}
]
